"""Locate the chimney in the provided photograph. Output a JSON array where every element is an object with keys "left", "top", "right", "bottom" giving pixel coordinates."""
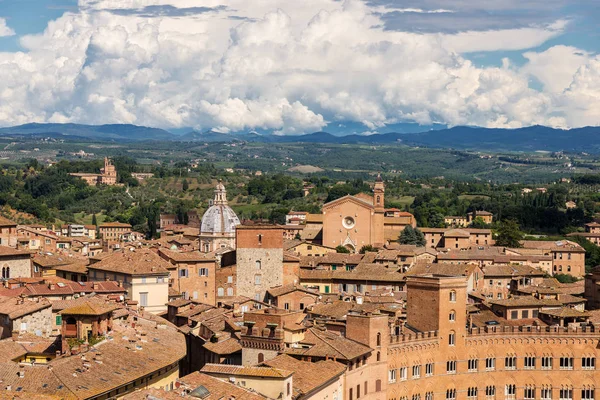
[
  {"left": 92, "top": 282, "right": 99, "bottom": 290},
  {"left": 18, "top": 365, "right": 24, "bottom": 378},
  {"left": 49, "top": 283, "right": 56, "bottom": 291}
]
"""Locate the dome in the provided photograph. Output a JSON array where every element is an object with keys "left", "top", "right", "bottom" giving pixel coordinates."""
[
  {"left": 200, "top": 181, "right": 240, "bottom": 234},
  {"left": 200, "top": 204, "right": 240, "bottom": 234}
]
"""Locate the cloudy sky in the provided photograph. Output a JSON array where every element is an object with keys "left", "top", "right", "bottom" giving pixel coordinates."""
[{"left": 0, "top": 0, "right": 598, "bottom": 135}]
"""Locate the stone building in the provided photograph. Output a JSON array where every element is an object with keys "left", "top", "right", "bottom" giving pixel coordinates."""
[
  {"left": 467, "top": 210, "right": 494, "bottom": 224},
  {"left": 158, "top": 248, "right": 217, "bottom": 304},
  {"left": 421, "top": 228, "right": 493, "bottom": 249},
  {"left": 0, "top": 246, "right": 32, "bottom": 279},
  {"left": 199, "top": 181, "right": 241, "bottom": 253},
  {"left": 236, "top": 225, "right": 284, "bottom": 301},
  {"left": 0, "top": 296, "right": 52, "bottom": 338}
]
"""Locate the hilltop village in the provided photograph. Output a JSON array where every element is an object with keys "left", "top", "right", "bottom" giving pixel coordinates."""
[{"left": 0, "top": 176, "right": 599, "bottom": 400}]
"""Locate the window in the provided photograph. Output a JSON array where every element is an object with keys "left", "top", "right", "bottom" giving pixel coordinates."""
[
  {"left": 485, "top": 357, "right": 495, "bottom": 371},
  {"left": 449, "top": 291, "right": 456, "bottom": 302},
  {"left": 425, "top": 392, "right": 433, "bottom": 400},
  {"left": 376, "top": 351, "right": 380, "bottom": 361},
  {"left": 284, "top": 303, "right": 290, "bottom": 310},
  {"left": 485, "top": 386, "right": 496, "bottom": 399},
  {"left": 524, "top": 386, "right": 535, "bottom": 400},
  {"left": 449, "top": 311, "right": 456, "bottom": 321},
  {"left": 582, "top": 357, "right": 596, "bottom": 370},
  {"left": 193, "top": 291, "right": 198, "bottom": 299},
  {"left": 364, "top": 382, "right": 367, "bottom": 395},
  {"left": 258, "top": 234, "right": 262, "bottom": 244},
  {"left": 256, "top": 260, "right": 261, "bottom": 270},
  {"left": 505, "top": 356, "right": 516, "bottom": 370},
  {"left": 425, "top": 363, "right": 434, "bottom": 376},
  {"left": 227, "top": 287, "right": 233, "bottom": 296},
  {"left": 375, "top": 380, "right": 381, "bottom": 392},
  {"left": 510, "top": 310, "right": 518, "bottom": 319},
  {"left": 505, "top": 384, "right": 516, "bottom": 399},
  {"left": 559, "top": 388, "right": 573, "bottom": 400},
  {"left": 412, "top": 395, "right": 420, "bottom": 400},
  {"left": 560, "top": 357, "right": 574, "bottom": 370},
  {"left": 446, "top": 361, "right": 456, "bottom": 374},
  {"left": 582, "top": 388, "right": 595, "bottom": 400},
  {"left": 357, "top": 384, "right": 360, "bottom": 399},
  {"left": 199, "top": 268, "right": 209, "bottom": 277},
  {"left": 533, "top": 309, "right": 539, "bottom": 318},
  {"left": 227, "top": 276, "right": 233, "bottom": 283},
  {"left": 412, "top": 365, "right": 421, "bottom": 379},
  {"left": 446, "top": 389, "right": 456, "bottom": 400},
  {"left": 55, "top": 315, "right": 62, "bottom": 325},
  {"left": 254, "top": 274, "right": 262, "bottom": 285},
  {"left": 467, "top": 387, "right": 477, "bottom": 399},
  {"left": 522, "top": 310, "right": 529, "bottom": 318},
  {"left": 179, "top": 269, "right": 188, "bottom": 278},
  {"left": 217, "top": 287, "right": 224, "bottom": 296},
  {"left": 388, "top": 369, "right": 396, "bottom": 383},
  {"left": 377, "top": 332, "right": 381, "bottom": 346},
  {"left": 468, "top": 358, "right": 478, "bottom": 372},
  {"left": 139, "top": 292, "right": 148, "bottom": 307},
  {"left": 400, "top": 367, "right": 407, "bottom": 381},
  {"left": 258, "top": 353, "right": 264, "bottom": 363},
  {"left": 524, "top": 356, "right": 536, "bottom": 369},
  {"left": 448, "top": 331, "right": 455, "bottom": 346},
  {"left": 542, "top": 356, "right": 553, "bottom": 370},
  {"left": 541, "top": 387, "right": 552, "bottom": 400}
]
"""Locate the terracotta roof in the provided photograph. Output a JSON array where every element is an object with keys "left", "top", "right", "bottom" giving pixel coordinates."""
[
  {"left": 60, "top": 299, "right": 121, "bottom": 316},
  {"left": 482, "top": 264, "right": 546, "bottom": 277},
  {"left": 264, "top": 354, "right": 345, "bottom": 397},
  {"left": 409, "top": 262, "right": 478, "bottom": 277},
  {"left": 0, "top": 246, "right": 30, "bottom": 257},
  {"left": 0, "top": 296, "right": 51, "bottom": 319},
  {"left": 0, "top": 216, "right": 16, "bottom": 226},
  {"left": 520, "top": 240, "right": 585, "bottom": 252},
  {"left": 200, "top": 364, "right": 293, "bottom": 378},
  {"left": 158, "top": 248, "right": 214, "bottom": 263},
  {"left": 88, "top": 249, "right": 170, "bottom": 276},
  {"left": 33, "top": 253, "right": 80, "bottom": 268},
  {"left": 285, "top": 327, "right": 371, "bottom": 360},
  {"left": 539, "top": 307, "right": 590, "bottom": 318},
  {"left": 267, "top": 284, "right": 319, "bottom": 298},
  {"left": 99, "top": 222, "right": 132, "bottom": 228},
  {"left": 177, "top": 372, "right": 266, "bottom": 400},
  {"left": 202, "top": 338, "right": 242, "bottom": 355},
  {"left": 490, "top": 296, "right": 562, "bottom": 308}
]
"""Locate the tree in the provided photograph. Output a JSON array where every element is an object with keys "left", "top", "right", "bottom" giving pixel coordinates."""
[
  {"left": 335, "top": 245, "right": 351, "bottom": 254},
  {"left": 470, "top": 217, "right": 487, "bottom": 229},
  {"left": 398, "top": 225, "right": 426, "bottom": 247},
  {"left": 91, "top": 214, "right": 97, "bottom": 226},
  {"left": 495, "top": 219, "right": 524, "bottom": 248},
  {"left": 294, "top": 233, "right": 302, "bottom": 240},
  {"left": 182, "top": 179, "right": 189, "bottom": 192},
  {"left": 359, "top": 244, "right": 377, "bottom": 254},
  {"left": 554, "top": 273, "right": 579, "bottom": 284}
]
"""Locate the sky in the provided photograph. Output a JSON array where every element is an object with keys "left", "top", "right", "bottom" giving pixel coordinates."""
[{"left": 0, "top": 0, "right": 598, "bottom": 135}]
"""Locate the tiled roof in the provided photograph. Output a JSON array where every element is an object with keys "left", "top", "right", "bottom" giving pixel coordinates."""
[
  {"left": 98, "top": 222, "right": 132, "bottom": 228},
  {"left": 88, "top": 249, "right": 170, "bottom": 276},
  {"left": 409, "top": 262, "right": 478, "bottom": 277},
  {"left": 202, "top": 338, "right": 242, "bottom": 355},
  {"left": 0, "top": 216, "right": 16, "bottom": 226},
  {"left": 264, "top": 354, "right": 345, "bottom": 397},
  {"left": 482, "top": 264, "right": 546, "bottom": 277},
  {"left": 0, "top": 246, "right": 30, "bottom": 257},
  {"left": 33, "top": 253, "right": 80, "bottom": 268},
  {"left": 60, "top": 299, "right": 121, "bottom": 316},
  {"left": 0, "top": 297, "right": 51, "bottom": 319},
  {"left": 177, "top": 372, "right": 266, "bottom": 400},
  {"left": 489, "top": 296, "right": 562, "bottom": 308},
  {"left": 285, "top": 327, "right": 371, "bottom": 361},
  {"left": 520, "top": 240, "right": 585, "bottom": 252},
  {"left": 158, "top": 248, "right": 214, "bottom": 263},
  {"left": 266, "top": 284, "right": 318, "bottom": 298},
  {"left": 539, "top": 307, "right": 590, "bottom": 318},
  {"left": 200, "top": 364, "right": 293, "bottom": 378}
]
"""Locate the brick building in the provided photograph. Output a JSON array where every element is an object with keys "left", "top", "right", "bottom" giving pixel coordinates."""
[{"left": 0, "top": 216, "right": 17, "bottom": 248}]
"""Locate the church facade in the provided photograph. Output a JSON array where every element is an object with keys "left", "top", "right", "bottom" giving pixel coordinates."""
[{"left": 304, "top": 175, "right": 416, "bottom": 251}]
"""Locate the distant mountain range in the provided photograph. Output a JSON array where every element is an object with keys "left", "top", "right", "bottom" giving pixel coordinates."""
[{"left": 1, "top": 122, "right": 600, "bottom": 153}]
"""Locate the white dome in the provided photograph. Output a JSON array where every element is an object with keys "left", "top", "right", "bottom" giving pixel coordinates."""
[
  {"left": 200, "top": 180, "right": 240, "bottom": 234},
  {"left": 201, "top": 204, "right": 240, "bottom": 234}
]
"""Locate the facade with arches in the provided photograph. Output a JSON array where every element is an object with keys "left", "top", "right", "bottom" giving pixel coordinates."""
[
  {"left": 0, "top": 247, "right": 32, "bottom": 280},
  {"left": 312, "top": 175, "right": 416, "bottom": 252},
  {"left": 386, "top": 275, "right": 600, "bottom": 400}
]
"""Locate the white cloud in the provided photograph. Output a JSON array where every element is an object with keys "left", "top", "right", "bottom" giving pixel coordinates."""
[
  {"left": 0, "top": 18, "right": 15, "bottom": 37},
  {"left": 522, "top": 45, "right": 590, "bottom": 92},
  {"left": 0, "top": 0, "right": 595, "bottom": 133}
]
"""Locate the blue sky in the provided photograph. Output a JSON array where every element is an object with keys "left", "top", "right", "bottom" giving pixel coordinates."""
[{"left": 0, "top": 0, "right": 597, "bottom": 133}]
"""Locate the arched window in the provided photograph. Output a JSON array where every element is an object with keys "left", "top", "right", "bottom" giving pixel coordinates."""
[
  {"left": 376, "top": 332, "right": 381, "bottom": 346},
  {"left": 258, "top": 234, "right": 262, "bottom": 244},
  {"left": 4, "top": 267, "right": 8, "bottom": 279},
  {"left": 449, "top": 310, "right": 456, "bottom": 322},
  {"left": 449, "top": 290, "right": 456, "bottom": 302},
  {"left": 449, "top": 330, "right": 456, "bottom": 346},
  {"left": 256, "top": 260, "right": 261, "bottom": 270},
  {"left": 375, "top": 380, "right": 382, "bottom": 392},
  {"left": 258, "top": 353, "right": 264, "bottom": 363},
  {"left": 227, "top": 287, "right": 234, "bottom": 296},
  {"left": 376, "top": 195, "right": 381, "bottom": 204},
  {"left": 217, "top": 287, "right": 224, "bottom": 297},
  {"left": 376, "top": 351, "right": 381, "bottom": 361}
]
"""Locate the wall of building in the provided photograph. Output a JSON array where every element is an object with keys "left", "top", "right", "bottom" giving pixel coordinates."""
[{"left": 0, "top": 255, "right": 31, "bottom": 279}]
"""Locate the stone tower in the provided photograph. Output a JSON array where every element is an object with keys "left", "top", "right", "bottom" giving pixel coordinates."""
[{"left": 235, "top": 225, "right": 284, "bottom": 301}]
